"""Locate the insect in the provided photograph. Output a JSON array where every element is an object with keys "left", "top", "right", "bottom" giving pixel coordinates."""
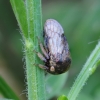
[{"left": 35, "top": 19, "right": 71, "bottom": 75}]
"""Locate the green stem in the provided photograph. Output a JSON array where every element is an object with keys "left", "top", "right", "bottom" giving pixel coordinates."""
[
  {"left": 25, "top": 0, "right": 46, "bottom": 100},
  {"left": 10, "top": 0, "right": 46, "bottom": 100},
  {"left": 68, "top": 42, "right": 100, "bottom": 100}
]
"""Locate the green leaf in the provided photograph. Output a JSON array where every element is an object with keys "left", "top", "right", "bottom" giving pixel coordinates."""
[
  {"left": 0, "top": 76, "right": 19, "bottom": 100},
  {"left": 10, "top": 0, "right": 28, "bottom": 40}
]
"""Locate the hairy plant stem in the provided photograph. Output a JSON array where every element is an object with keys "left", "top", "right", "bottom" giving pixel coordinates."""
[
  {"left": 10, "top": 0, "right": 46, "bottom": 100},
  {"left": 68, "top": 42, "right": 100, "bottom": 100}
]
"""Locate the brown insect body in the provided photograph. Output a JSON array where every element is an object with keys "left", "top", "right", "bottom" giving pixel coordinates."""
[{"left": 43, "top": 19, "right": 71, "bottom": 74}]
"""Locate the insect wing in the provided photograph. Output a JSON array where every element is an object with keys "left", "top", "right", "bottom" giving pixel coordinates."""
[{"left": 44, "top": 19, "right": 66, "bottom": 61}]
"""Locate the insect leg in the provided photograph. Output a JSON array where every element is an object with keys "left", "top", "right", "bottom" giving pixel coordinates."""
[
  {"left": 38, "top": 64, "right": 48, "bottom": 70},
  {"left": 39, "top": 43, "right": 49, "bottom": 59},
  {"left": 33, "top": 50, "right": 47, "bottom": 62},
  {"left": 37, "top": 36, "right": 49, "bottom": 59},
  {"left": 34, "top": 63, "right": 48, "bottom": 70}
]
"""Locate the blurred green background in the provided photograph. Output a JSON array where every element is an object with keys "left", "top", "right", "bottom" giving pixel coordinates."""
[{"left": 0, "top": 0, "right": 100, "bottom": 100}]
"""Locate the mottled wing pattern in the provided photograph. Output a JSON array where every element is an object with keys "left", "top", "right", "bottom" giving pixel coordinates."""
[
  {"left": 44, "top": 19, "right": 66, "bottom": 61},
  {"left": 61, "top": 35, "right": 69, "bottom": 61}
]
